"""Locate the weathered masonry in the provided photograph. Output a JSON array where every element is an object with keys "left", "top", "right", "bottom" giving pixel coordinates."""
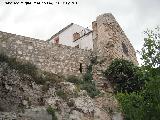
[
  {"left": 0, "top": 32, "right": 91, "bottom": 76},
  {"left": 0, "top": 13, "right": 138, "bottom": 81}
]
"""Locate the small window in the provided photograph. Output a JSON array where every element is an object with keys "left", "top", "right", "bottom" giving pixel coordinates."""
[
  {"left": 75, "top": 45, "right": 79, "bottom": 48},
  {"left": 54, "top": 37, "right": 59, "bottom": 44},
  {"left": 122, "top": 42, "right": 128, "bottom": 55},
  {"left": 73, "top": 32, "right": 80, "bottom": 41},
  {"left": 79, "top": 63, "right": 82, "bottom": 73}
]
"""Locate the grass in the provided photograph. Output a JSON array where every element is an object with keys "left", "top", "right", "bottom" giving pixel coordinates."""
[{"left": 0, "top": 53, "right": 63, "bottom": 86}]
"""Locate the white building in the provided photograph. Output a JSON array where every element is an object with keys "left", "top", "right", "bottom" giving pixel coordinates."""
[{"left": 48, "top": 23, "right": 93, "bottom": 50}]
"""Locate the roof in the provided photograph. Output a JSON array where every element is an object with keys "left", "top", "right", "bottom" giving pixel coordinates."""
[{"left": 48, "top": 23, "right": 74, "bottom": 41}]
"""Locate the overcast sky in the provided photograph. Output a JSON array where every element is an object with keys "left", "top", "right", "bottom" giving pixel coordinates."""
[{"left": 0, "top": 0, "right": 160, "bottom": 64}]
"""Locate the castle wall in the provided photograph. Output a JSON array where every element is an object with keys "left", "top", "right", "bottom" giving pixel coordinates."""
[
  {"left": 92, "top": 13, "right": 138, "bottom": 89},
  {"left": 0, "top": 31, "right": 91, "bottom": 76},
  {"left": 93, "top": 13, "right": 138, "bottom": 70},
  {"left": 0, "top": 13, "right": 138, "bottom": 88}
]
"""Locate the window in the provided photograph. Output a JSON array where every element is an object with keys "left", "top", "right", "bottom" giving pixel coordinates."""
[
  {"left": 73, "top": 32, "right": 80, "bottom": 41},
  {"left": 122, "top": 42, "right": 128, "bottom": 55},
  {"left": 54, "top": 37, "right": 59, "bottom": 44},
  {"left": 79, "top": 63, "right": 82, "bottom": 73}
]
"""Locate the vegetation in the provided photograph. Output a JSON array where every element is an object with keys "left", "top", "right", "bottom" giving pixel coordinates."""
[
  {"left": 83, "top": 64, "right": 99, "bottom": 97},
  {"left": 46, "top": 106, "right": 58, "bottom": 120},
  {"left": 66, "top": 64, "right": 100, "bottom": 98},
  {"left": 104, "top": 59, "right": 145, "bottom": 93},
  {"left": 104, "top": 27, "right": 160, "bottom": 120},
  {"left": 66, "top": 75, "right": 83, "bottom": 84},
  {"left": 0, "top": 53, "right": 63, "bottom": 85}
]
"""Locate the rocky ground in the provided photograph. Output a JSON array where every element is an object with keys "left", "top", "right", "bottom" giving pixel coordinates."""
[{"left": 0, "top": 60, "right": 122, "bottom": 120}]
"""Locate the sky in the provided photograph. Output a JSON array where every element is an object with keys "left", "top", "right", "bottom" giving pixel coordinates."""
[{"left": 0, "top": 0, "right": 160, "bottom": 64}]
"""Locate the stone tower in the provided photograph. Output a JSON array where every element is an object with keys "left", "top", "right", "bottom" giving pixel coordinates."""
[
  {"left": 92, "top": 13, "right": 138, "bottom": 88},
  {"left": 93, "top": 13, "right": 138, "bottom": 69}
]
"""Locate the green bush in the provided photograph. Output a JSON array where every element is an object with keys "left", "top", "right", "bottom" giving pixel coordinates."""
[
  {"left": 83, "top": 72, "right": 93, "bottom": 82},
  {"left": 104, "top": 59, "right": 145, "bottom": 93},
  {"left": 141, "top": 75, "right": 160, "bottom": 120},
  {"left": 46, "top": 106, "right": 57, "bottom": 120},
  {"left": 117, "top": 74, "right": 160, "bottom": 120},
  {"left": 83, "top": 64, "right": 93, "bottom": 82},
  {"left": 116, "top": 92, "right": 144, "bottom": 120},
  {"left": 80, "top": 81, "right": 100, "bottom": 98},
  {"left": 114, "top": 27, "right": 160, "bottom": 120}
]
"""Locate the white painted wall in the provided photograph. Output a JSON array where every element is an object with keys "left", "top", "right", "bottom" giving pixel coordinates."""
[
  {"left": 50, "top": 24, "right": 93, "bottom": 50},
  {"left": 74, "top": 32, "right": 93, "bottom": 50}
]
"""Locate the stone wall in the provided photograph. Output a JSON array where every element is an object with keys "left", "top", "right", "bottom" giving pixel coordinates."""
[
  {"left": 0, "top": 13, "right": 138, "bottom": 83},
  {"left": 93, "top": 13, "right": 138, "bottom": 69},
  {"left": 0, "top": 31, "right": 91, "bottom": 76}
]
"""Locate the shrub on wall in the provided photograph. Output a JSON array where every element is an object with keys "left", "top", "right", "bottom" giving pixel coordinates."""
[{"left": 104, "top": 59, "right": 145, "bottom": 93}]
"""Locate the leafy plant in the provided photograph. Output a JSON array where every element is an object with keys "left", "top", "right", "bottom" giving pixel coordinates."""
[
  {"left": 116, "top": 92, "right": 144, "bottom": 120},
  {"left": 104, "top": 59, "right": 145, "bottom": 93},
  {"left": 140, "top": 26, "right": 160, "bottom": 69},
  {"left": 115, "top": 27, "right": 160, "bottom": 120}
]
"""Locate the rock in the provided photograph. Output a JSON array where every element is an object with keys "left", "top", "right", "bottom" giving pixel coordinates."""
[
  {"left": 22, "top": 100, "right": 29, "bottom": 108},
  {"left": 112, "top": 112, "right": 123, "bottom": 120},
  {"left": 69, "top": 110, "right": 84, "bottom": 120},
  {"left": 74, "top": 96, "right": 94, "bottom": 114},
  {"left": 45, "top": 97, "right": 60, "bottom": 108},
  {"left": 0, "top": 112, "right": 17, "bottom": 120},
  {"left": 78, "top": 90, "right": 88, "bottom": 96},
  {"left": 94, "top": 107, "right": 111, "bottom": 120},
  {"left": 20, "top": 107, "right": 52, "bottom": 120},
  {"left": 59, "top": 82, "right": 76, "bottom": 94},
  {"left": 0, "top": 60, "right": 122, "bottom": 120}
]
